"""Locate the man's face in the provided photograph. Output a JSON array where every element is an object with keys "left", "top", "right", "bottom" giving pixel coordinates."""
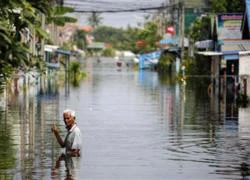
[{"left": 63, "top": 112, "right": 75, "bottom": 130}]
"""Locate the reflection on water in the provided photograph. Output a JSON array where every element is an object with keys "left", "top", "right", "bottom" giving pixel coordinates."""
[
  {"left": 0, "top": 58, "right": 250, "bottom": 179},
  {"left": 51, "top": 153, "right": 81, "bottom": 179}
]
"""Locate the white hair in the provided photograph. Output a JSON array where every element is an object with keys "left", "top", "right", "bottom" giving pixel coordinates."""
[{"left": 63, "top": 109, "right": 76, "bottom": 118}]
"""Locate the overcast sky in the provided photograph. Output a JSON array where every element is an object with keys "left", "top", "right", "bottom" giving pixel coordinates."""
[
  {"left": 70, "top": 11, "right": 151, "bottom": 28},
  {"left": 65, "top": 0, "right": 169, "bottom": 28}
]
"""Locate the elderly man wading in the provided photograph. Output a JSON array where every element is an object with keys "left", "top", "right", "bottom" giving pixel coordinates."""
[{"left": 51, "top": 109, "right": 82, "bottom": 156}]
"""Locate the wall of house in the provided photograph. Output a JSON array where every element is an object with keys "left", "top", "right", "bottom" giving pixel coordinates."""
[{"left": 239, "top": 54, "right": 250, "bottom": 95}]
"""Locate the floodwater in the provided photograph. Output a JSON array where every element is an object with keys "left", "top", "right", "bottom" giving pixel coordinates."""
[{"left": 1, "top": 57, "right": 250, "bottom": 180}]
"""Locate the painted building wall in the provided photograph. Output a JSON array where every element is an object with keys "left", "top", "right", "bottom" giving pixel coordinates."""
[{"left": 239, "top": 53, "right": 250, "bottom": 95}]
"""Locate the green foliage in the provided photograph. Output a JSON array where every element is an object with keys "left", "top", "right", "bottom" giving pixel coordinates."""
[
  {"left": 35, "top": 26, "right": 49, "bottom": 39},
  {"left": 69, "top": 61, "right": 86, "bottom": 87},
  {"left": 69, "top": 61, "right": 81, "bottom": 75},
  {"left": 237, "top": 93, "right": 250, "bottom": 108},
  {"left": 73, "top": 30, "right": 87, "bottom": 50},
  {"left": 87, "top": 12, "right": 103, "bottom": 28},
  {"left": 189, "top": 16, "right": 211, "bottom": 42},
  {"left": 93, "top": 21, "right": 161, "bottom": 54},
  {"left": 226, "top": 1, "right": 245, "bottom": 13},
  {"left": 28, "top": 0, "right": 50, "bottom": 14},
  {"left": 47, "top": 6, "right": 77, "bottom": 26},
  {"left": 211, "top": 0, "right": 227, "bottom": 13},
  {"left": 158, "top": 53, "right": 175, "bottom": 72},
  {"left": 159, "top": 54, "right": 175, "bottom": 66},
  {"left": 211, "top": 0, "right": 244, "bottom": 13},
  {"left": 136, "top": 21, "right": 161, "bottom": 53},
  {"left": 93, "top": 26, "right": 126, "bottom": 48},
  {"left": 53, "top": 6, "right": 75, "bottom": 15},
  {"left": 0, "top": 0, "right": 51, "bottom": 78},
  {"left": 102, "top": 48, "right": 115, "bottom": 57},
  {"left": 61, "top": 41, "right": 74, "bottom": 51}
]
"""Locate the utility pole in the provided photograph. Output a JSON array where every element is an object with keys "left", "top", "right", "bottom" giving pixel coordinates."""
[
  {"left": 162, "top": 3, "right": 166, "bottom": 36},
  {"left": 169, "top": 0, "right": 174, "bottom": 24},
  {"left": 178, "top": 0, "right": 185, "bottom": 61}
]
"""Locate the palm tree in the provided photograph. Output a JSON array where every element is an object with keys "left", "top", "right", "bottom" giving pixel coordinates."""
[
  {"left": 47, "top": 6, "right": 77, "bottom": 27},
  {"left": 46, "top": 6, "right": 77, "bottom": 44},
  {"left": 87, "top": 12, "right": 103, "bottom": 29}
]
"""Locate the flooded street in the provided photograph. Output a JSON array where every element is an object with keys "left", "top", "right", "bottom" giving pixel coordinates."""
[{"left": 1, "top": 57, "right": 250, "bottom": 180}]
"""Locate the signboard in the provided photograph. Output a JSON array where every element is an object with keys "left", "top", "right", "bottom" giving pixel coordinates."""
[
  {"left": 217, "top": 13, "right": 243, "bottom": 40},
  {"left": 239, "top": 53, "right": 250, "bottom": 76},
  {"left": 87, "top": 42, "right": 105, "bottom": 49}
]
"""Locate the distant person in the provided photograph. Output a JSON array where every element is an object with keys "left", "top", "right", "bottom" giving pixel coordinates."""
[
  {"left": 51, "top": 109, "right": 82, "bottom": 156},
  {"left": 227, "top": 64, "right": 237, "bottom": 93}
]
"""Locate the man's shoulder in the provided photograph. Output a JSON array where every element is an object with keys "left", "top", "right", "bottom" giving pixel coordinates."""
[{"left": 73, "top": 125, "right": 81, "bottom": 134}]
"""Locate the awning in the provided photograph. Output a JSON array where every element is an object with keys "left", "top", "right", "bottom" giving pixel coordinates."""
[
  {"left": 195, "top": 40, "right": 213, "bottom": 49},
  {"left": 160, "top": 35, "right": 189, "bottom": 47},
  {"left": 197, "top": 51, "right": 223, "bottom": 56},
  {"left": 239, "top": 51, "right": 250, "bottom": 55},
  {"left": 44, "top": 44, "right": 58, "bottom": 52}
]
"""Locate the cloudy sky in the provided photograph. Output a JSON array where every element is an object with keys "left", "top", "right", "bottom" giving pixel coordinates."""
[
  {"left": 70, "top": 11, "right": 150, "bottom": 28},
  {"left": 65, "top": 0, "right": 169, "bottom": 28}
]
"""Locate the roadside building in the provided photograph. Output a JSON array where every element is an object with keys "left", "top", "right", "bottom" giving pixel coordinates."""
[{"left": 196, "top": 9, "right": 250, "bottom": 96}]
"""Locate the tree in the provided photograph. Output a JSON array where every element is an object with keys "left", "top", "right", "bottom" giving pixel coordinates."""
[
  {"left": 226, "top": 0, "right": 245, "bottom": 13},
  {"left": 93, "top": 26, "right": 126, "bottom": 48},
  {"left": 92, "top": 21, "right": 162, "bottom": 54},
  {"left": 189, "top": 16, "right": 211, "bottom": 42},
  {"left": 73, "top": 30, "right": 87, "bottom": 50},
  {"left": 136, "top": 21, "right": 162, "bottom": 53},
  {"left": 47, "top": 6, "right": 77, "bottom": 26},
  {"left": 0, "top": 0, "right": 51, "bottom": 78},
  {"left": 211, "top": 0, "right": 245, "bottom": 13},
  {"left": 211, "top": 0, "right": 227, "bottom": 13},
  {"left": 87, "top": 12, "right": 103, "bottom": 29}
]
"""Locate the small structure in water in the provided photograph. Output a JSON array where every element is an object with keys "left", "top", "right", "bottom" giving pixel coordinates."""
[
  {"left": 116, "top": 61, "right": 122, "bottom": 67},
  {"left": 139, "top": 51, "right": 161, "bottom": 70},
  {"left": 45, "top": 45, "right": 71, "bottom": 69}
]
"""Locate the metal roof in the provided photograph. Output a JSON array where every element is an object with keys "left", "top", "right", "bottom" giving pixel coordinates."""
[{"left": 220, "top": 40, "right": 250, "bottom": 51}]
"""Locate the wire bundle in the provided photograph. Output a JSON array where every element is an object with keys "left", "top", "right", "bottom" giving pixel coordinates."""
[{"left": 64, "top": 0, "right": 174, "bottom": 13}]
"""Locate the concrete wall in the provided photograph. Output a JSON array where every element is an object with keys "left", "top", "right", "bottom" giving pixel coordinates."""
[{"left": 239, "top": 53, "right": 250, "bottom": 95}]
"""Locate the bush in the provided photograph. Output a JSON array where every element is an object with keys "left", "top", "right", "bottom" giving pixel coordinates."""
[
  {"left": 69, "top": 61, "right": 81, "bottom": 75},
  {"left": 102, "top": 48, "right": 115, "bottom": 57},
  {"left": 237, "top": 93, "right": 250, "bottom": 108},
  {"left": 157, "top": 54, "right": 175, "bottom": 72}
]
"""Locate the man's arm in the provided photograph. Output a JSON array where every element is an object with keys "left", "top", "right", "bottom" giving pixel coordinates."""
[
  {"left": 52, "top": 123, "right": 65, "bottom": 148},
  {"left": 66, "top": 149, "right": 80, "bottom": 157}
]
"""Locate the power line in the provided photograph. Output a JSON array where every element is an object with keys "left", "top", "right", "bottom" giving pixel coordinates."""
[
  {"left": 64, "top": 0, "right": 163, "bottom": 10},
  {"left": 65, "top": 3, "right": 179, "bottom": 13}
]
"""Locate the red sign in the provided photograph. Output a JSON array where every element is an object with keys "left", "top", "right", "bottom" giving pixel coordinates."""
[{"left": 166, "top": 26, "right": 175, "bottom": 35}]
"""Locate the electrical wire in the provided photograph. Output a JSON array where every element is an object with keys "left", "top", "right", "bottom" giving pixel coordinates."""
[{"left": 64, "top": 0, "right": 179, "bottom": 13}]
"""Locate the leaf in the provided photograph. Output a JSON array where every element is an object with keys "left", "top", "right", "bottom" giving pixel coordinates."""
[
  {"left": 35, "top": 26, "right": 49, "bottom": 39},
  {"left": 53, "top": 6, "right": 74, "bottom": 15},
  {"left": 51, "top": 16, "right": 77, "bottom": 26},
  {"left": 0, "top": 32, "right": 12, "bottom": 45}
]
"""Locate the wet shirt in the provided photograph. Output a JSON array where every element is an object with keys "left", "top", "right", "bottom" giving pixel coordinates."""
[{"left": 64, "top": 124, "right": 82, "bottom": 152}]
